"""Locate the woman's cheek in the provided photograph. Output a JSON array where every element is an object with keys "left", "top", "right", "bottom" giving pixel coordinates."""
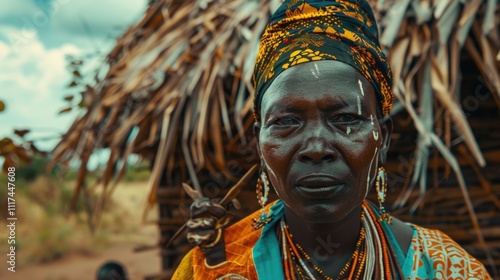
[
  {"left": 260, "top": 129, "right": 292, "bottom": 163},
  {"left": 259, "top": 133, "right": 295, "bottom": 195},
  {"left": 260, "top": 146, "right": 287, "bottom": 200},
  {"left": 344, "top": 126, "right": 380, "bottom": 169},
  {"left": 259, "top": 136, "right": 281, "bottom": 168},
  {"left": 345, "top": 127, "right": 372, "bottom": 147}
]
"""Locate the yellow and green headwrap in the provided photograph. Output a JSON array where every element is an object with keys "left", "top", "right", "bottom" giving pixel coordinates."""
[{"left": 252, "top": 0, "right": 393, "bottom": 121}]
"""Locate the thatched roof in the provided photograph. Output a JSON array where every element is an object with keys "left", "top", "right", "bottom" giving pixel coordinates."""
[{"left": 49, "top": 0, "right": 500, "bottom": 275}]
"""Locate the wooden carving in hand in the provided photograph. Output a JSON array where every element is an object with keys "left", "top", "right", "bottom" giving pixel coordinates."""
[{"left": 167, "top": 164, "right": 258, "bottom": 266}]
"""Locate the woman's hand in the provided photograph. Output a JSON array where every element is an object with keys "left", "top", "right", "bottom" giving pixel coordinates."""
[
  {"left": 181, "top": 164, "right": 259, "bottom": 266},
  {"left": 186, "top": 197, "right": 230, "bottom": 265},
  {"left": 186, "top": 197, "right": 230, "bottom": 248}
]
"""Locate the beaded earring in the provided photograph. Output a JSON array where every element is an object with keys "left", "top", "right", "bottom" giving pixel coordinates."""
[
  {"left": 252, "top": 170, "right": 273, "bottom": 229},
  {"left": 375, "top": 167, "right": 392, "bottom": 224}
]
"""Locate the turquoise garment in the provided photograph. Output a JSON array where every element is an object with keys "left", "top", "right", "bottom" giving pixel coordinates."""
[
  {"left": 253, "top": 201, "right": 285, "bottom": 279},
  {"left": 251, "top": 200, "right": 492, "bottom": 280}
]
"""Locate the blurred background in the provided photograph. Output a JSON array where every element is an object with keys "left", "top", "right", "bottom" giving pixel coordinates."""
[
  {"left": 0, "top": 1, "right": 162, "bottom": 279},
  {"left": 0, "top": 0, "right": 499, "bottom": 279}
]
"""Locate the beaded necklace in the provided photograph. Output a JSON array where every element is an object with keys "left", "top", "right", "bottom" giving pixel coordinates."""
[{"left": 279, "top": 201, "right": 402, "bottom": 279}]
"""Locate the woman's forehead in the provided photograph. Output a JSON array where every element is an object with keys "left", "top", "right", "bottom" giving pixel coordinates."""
[{"left": 260, "top": 61, "right": 376, "bottom": 112}]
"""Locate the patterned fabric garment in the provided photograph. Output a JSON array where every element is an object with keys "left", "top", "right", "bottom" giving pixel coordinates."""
[
  {"left": 252, "top": 0, "right": 394, "bottom": 121},
  {"left": 172, "top": 200, "right": 492, "bottom": 280}
]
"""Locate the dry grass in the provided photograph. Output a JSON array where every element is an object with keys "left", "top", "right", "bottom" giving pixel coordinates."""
[{"left": 0, "top": 174, "right": 156, "bottom": 266}]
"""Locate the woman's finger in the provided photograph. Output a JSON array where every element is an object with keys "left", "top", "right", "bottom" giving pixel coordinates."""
[
  {"left": 190, "top": 201, "right": 226, "bottom": 218},
  {"left": 186, "top": 229, "right": 216, "bottom": 246},
  {"left": 186, "top": 217, "right": 216, "bottom": 229}
]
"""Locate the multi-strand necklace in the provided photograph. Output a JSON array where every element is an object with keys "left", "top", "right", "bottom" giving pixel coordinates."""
[{"left": 279, "top": 201, "right": 402, "bottom": 279}]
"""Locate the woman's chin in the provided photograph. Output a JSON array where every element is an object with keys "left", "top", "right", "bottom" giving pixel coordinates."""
[{"left": 292, "top": 202, "right": 350, "bottom": 224}]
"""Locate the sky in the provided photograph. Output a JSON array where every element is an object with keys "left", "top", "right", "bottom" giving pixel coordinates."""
[{"left": 0, "top": 0, "right": 147, "bottom": 153}]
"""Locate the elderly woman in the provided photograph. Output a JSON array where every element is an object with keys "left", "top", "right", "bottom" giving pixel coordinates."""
[{"left": 173, "top": 0, "right": 492, "bottom": 279}]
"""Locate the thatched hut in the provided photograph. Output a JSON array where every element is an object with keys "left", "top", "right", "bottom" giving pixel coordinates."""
[{"left": 50, "top": 0, "right": 500, "bottom": 278}]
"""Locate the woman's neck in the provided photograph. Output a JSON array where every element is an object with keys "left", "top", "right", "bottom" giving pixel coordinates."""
[{"left": 283, "top": 204, "right": 363, "bottom": 262}]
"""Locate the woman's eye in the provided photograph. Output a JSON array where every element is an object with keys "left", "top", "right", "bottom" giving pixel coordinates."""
[
  {"left": 332, "top": 114, "right": 358, "bottom": 123},
  {"left": 274, "top": 116, "right": 298, "bottom": 126}
]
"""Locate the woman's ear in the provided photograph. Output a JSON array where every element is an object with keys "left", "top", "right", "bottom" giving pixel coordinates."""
[
  {"left": 253, "top": 121, "right": 263, "bottom": 159},
  {"left": 379, "top": 116, "right": 393, "bottom": 165}
]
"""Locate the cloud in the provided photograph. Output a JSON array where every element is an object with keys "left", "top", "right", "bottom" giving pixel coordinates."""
[
  {"left": 0, "top": 0, "right": 62, "bottom": 48},
  {"left": 0, "top": 0, "right": 147, "bottom": 50},
  {"left": 42, "top": 0, "right": 147, "bottom": 50},
  {"left": 49, "top": 0, "right": 147, "bottom": 36},
  {"left": 0, "top": 1, "right": 39, "bottom": 18},
  {"left": 0, "top": 31, "right": 82, "bottom": 150},
  {"left": 0, "top": 0, "right": 147, "bottom": 152}
]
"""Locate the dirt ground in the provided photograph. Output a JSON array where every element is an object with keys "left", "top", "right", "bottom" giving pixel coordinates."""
[
  {"left": 0, "top": 181, "right": 163, "bottom": 280},
  {"left": 2, "top": 243, "right": 161, "bottom": 280}
]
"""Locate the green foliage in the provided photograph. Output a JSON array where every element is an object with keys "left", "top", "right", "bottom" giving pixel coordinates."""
[
  {"left": 17, "top": 156, "right": 50, "bottom": 182},
  {"left": 36, "top": 225, "right": 73, "bottom": 262},
  {"left": 60, "top": 162, "right": 151, "bottom": 183},
  {"left": 123, "top": 161, "right": 151, "bottom": 182}
]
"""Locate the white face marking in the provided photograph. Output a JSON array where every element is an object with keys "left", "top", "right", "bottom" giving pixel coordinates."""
[
  {"left": 357, "top": 96, "right": 362, "bottom": 115},
  {"left": 370, "top": 115, "right": 375, "bottom": 125},
  {"left": 365, "top": 147, "right": 379, "bottom": 198},
  {"left": 372, "top": 131, "right": 379, "bottom": 141},
  {"left": 310, "top": 63, "right": 320, "bottom": 79},
  {"left": 310, "top": 68, "right": 319, "bottom": 79},
  {"left": 346, "top": 126, "right": 351, "bottom": 135},
  {"left": 358, "top": 79, "right": 365, "bottom": 96},
  {"left": 262, "top": 159, "right": 283, "bottom": 198}
]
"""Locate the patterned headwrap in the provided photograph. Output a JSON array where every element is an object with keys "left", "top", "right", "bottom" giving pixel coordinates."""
[{"left": 252, "top": 0, "right": 393, "bottom": 121}]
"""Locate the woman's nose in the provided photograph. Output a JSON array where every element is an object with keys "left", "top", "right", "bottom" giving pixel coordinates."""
[{"left": 297, "top": 136, "right": 336, "bottom": 164}]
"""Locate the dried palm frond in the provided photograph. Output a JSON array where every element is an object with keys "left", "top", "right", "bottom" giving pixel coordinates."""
[{"left": 49, "top": 0, "right": 278, "bottom": 214}]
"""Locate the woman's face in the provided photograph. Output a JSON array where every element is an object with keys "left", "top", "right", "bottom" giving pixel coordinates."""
[{"left": 254, "top": 60, "right": 391, "bottom": 223}]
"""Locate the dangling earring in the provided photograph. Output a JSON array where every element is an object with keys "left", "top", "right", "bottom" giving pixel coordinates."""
[
  {"left": 252, "top": 170, "right": 274, "bottom": 229},
  {"left": 376, "top": 167, "right": 392, "bottom": 224}
]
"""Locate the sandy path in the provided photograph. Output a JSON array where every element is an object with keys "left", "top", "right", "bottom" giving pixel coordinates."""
[{"left": 2, "top": 244, "right": 161, "bottom": 280}]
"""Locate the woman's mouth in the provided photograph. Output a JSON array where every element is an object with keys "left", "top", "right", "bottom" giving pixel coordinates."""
[{"left": 295, "top": 174, "right": 344, "bottom": 198}]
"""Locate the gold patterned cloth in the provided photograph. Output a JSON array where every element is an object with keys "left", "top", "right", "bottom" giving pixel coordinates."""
[{"left": 252, "top": 0, "right": 394, "bottom": 120}]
